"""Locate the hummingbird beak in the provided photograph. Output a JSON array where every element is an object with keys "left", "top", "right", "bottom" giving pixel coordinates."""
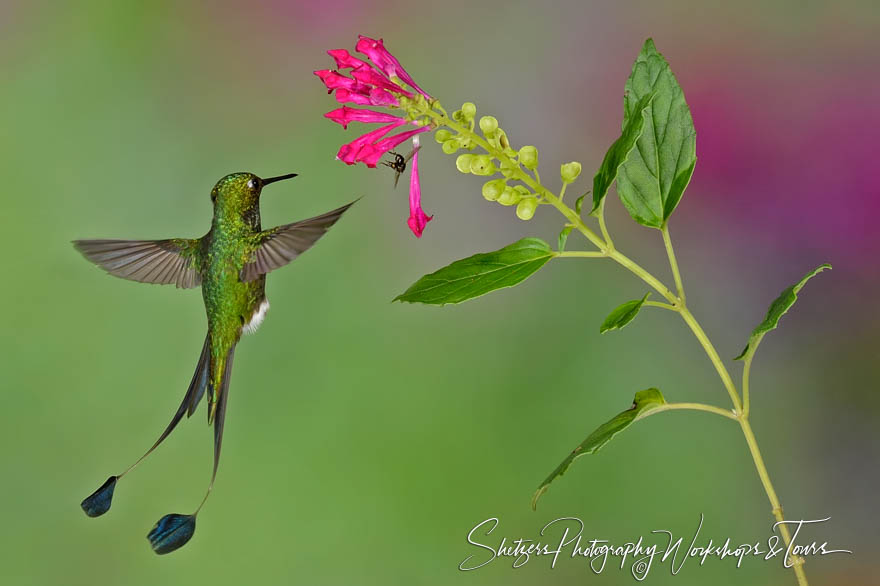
[{"left": 260, "top": 173, "right": 298, "bottom": 186}]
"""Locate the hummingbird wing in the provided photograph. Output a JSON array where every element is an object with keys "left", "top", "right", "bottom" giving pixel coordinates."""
[
  {"left": 73, "top": 238, "right": 202, "bottom": 288},
  {"left": 240, "top": 201, "right": 355, "bottom": 282}
]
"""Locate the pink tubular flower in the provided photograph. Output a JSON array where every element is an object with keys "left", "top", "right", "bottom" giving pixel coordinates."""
[
  {"left": 324, "top": 106, "right": 404, "bottom": 129},
  {"left": 316, "top": 35, "right": 434, "bottom": 237},
  {"left": 358, "top": 126, "right": 429, "bottom": 167},
  {"left": 355, "top": 36, "right": 431, "bottom": 100},
  {"left": 407, "top": 136, "right": 432, "bottom": 238},
  {"left": 326, "top": 49, "right": 367, "bottom": 70},
  {"left": 335, "top": 121, "right": 407, "bottom": 165},
  {"left": 313, "top": 70, "right": 368, "bottom": 94}
]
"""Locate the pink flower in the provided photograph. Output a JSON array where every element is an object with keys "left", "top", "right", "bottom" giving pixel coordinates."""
[
  {"left": 317, "top": 36, "right": 434, "bottom": 237},
  {"left": 350, "top": 66, "right": 413, "bottom": 98},
  {"left": 324, "top": 106, "right": 404, "bottom": 129},
  {"left": 335, "top": 121, "right": 407, "bottom": 165},
  {"left": 407, "top": 136, "right": 432, "bottom": 238},
  {"left": 355, "top": 35, "right": 431, "bottom": 100},
  {"left": 358, "top": 126, "right": 430, "bottom": 167},
  {"left": 327, "top": 49, "right": 367, "bottom": 71},
  {"left": 313, "top": 69, "right": 368, "bottom": 94}
]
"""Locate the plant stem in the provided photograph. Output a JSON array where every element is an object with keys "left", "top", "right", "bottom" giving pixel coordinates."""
[
  {"left": 558, "top": 182, "right": 568, "bottom": 203},
  {"left": 597, "top": 199, "right": 614, "bottom": 249},
  {"left": 642, "top": 402, "right": 738, "bottom": 420},
  {"left": 740, "top": 418, "right": 809, "bottom": 585},
  {"left": 742, "top": 353, "right": 754, "bottom": 418},
  {"left": 678, "top": 306, "right": 743, "bottom": 413},
  {"left": 661, "top": 223, "right": 685, "bottom": 303},
  {"left": 557, "top": 251, "right": 606, "bottom": 258},
  {"left": 662, "top": 227, "right": 806, "bottom": 585}
]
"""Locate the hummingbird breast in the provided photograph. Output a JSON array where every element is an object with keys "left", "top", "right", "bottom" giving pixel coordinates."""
[{"left": 201, "top": 225, "right": 267, "bottom": 349}]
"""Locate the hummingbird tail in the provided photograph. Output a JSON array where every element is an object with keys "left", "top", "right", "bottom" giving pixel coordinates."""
[
  {"left": 81, "top": 334, "right": 212, "bottom": 518},
  {"left": 147, "top": 343, "right": 236, "bottom": 555},
  {"left": 124, "top": 334, "right": 211, "bottom": 471},
  {"left": 193, "top": 344, "right": 237, "bottom": 513}
]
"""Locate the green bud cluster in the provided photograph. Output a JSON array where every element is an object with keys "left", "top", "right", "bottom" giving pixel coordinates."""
[{"left": 434, "top": 101, "right": 548, "bottom": 221}]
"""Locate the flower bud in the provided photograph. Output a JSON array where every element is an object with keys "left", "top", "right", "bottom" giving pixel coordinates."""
[
  {"left": 519, "top": 146, "right": 538, "bottom": 170},
  {"left": 479, "top": 116, "right": 498, "bottom": 136},
  {"left": 461, "top": 102, "right": 477, "bottom": 120},
  {"left": 498, "top": 161, "right": 516, "bottom": 178},
  {"left": 470, "top": 155, "right": 496, "bottom": 176},
  {"left": 434, "top": 129, "right": 453, "bottom": 143},
  {"left": 442, "top": 138, "right": 461, "bottom": 154},
  {"left": 497, "top": 187, "right": 521, "bottom": 206},
  {"left": 482, "top": 179, "right": 507, "bottom": 201},
  {"left": 456, "top": 154, "right": 475, "bottom": 173},
  {"left": 516, "top": 197, "right": 538, "bottom": 220},
  {"left": 560, "top": 161, "right": 582, "bottom": 183}
]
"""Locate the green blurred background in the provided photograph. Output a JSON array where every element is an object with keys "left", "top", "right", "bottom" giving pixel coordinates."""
[{"left": 1, "top": 1, "right": 877, "bottom": 584}]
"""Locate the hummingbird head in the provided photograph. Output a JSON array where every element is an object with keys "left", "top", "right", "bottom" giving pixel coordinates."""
[{"left": 209, "top": 172, "right": 298, "bottom": 213}]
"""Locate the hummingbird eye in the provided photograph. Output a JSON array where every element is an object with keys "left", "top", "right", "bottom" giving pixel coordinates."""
[{"left": 247, "top": 179, "right": 259, "bottom": 190}]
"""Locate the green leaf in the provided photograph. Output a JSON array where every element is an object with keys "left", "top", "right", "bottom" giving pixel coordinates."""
[
  {"left": 531, "top": 388, "right": 666, "bottom": 510},
  {"left": 591, "top": 93, "right": 656, "bottom": 214},
  {"left": 734, "top": 264, "right": 831, "bottom": 361},
  {"left": 599, "top": 293, "right": 651, "bottom": 333},
  {"left": 557, "top": 226, "right": 574, "bottom": 252},
  {"left": 575, "top": 193, "right": 588, "bottom": 216},
  {"left": 616, "top": 39, "right": 697, "bottom": 228},
  {"left": 394, "top": 238, "right": 555, "bottom": 305}
]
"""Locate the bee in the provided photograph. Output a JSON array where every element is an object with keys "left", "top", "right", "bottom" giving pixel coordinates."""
[{"left": 381, "top": 146, "right": 420, "bottom": 188}]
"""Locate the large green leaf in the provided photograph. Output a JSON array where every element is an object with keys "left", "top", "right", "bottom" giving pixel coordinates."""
[
  {"left": 599, "top": 293, "right": 650, "bottom": 333},
  {"left": 591, "top": 93, "right": 656, "bottom": 214},
  {"left": 616, "top": 39, "right": 696, "bottom": 228},
  {"left": 531, "top": 388, "right": 666, "bottom": 509},
  {"left": 734, "top": 264, "right": 831, "bottom": 361},
  {"left": 394, "top": 238, "right": 555, "bottom": 305}
]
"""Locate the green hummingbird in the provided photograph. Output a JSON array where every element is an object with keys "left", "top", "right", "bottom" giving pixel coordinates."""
[{"left": 75, "top": 172, "right": 354, "bottom": 554}]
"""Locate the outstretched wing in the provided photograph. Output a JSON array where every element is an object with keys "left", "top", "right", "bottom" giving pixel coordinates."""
[
  {"left": 240, "top": 201, "right": 355, "bottom": 282},
  {"left": 73, "top": 238, "right": 202, "bottom": 288}
]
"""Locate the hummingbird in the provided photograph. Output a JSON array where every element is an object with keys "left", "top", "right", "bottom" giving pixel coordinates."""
[{"left": 75, "top": 172, "right": 354, "bottom": 554}]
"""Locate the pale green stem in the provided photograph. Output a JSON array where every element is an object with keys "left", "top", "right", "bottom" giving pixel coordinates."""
[
  {"left": 661, "top": 223, "right": 685, "bottom": 303},
  {"left": 678, "top": 307, "right": 743, "bottom": 414},
  {"left": 742, "top": 353, "right": 754, "bottom": 418},
  {"left": 596, "top": 198, "right": 614, "bottom": 250},
  {"left": 662, "top": 226, "right": 805, "bottom": 584},
  {"left": 740, "top": 418, "right": 809, "bottom": 585},
  {"left": 643, "top": 300, "right": 676, "bottom": 310},
  {"left": 556, "top": 251, "right": 605, "bottom": 258},
  {"left": 607, "top": 249, "right": 679, "bottom": 305},
  {"left": 558, "top": 181, "right": 568, "bottom": 203},
  {"left": 640, "top": 402, "right": 738, "bottom": 421}
]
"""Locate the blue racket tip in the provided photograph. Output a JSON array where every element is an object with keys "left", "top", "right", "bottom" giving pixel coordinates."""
[
  {"left": 147, "top": 513, "right": 196, "bottom": 555},
  {"left": 81, "top": 476, "right": 118, "bottom": 517}
]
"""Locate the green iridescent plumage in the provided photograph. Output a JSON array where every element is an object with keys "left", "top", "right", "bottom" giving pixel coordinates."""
[{"left": 75, "top": 171, "right": 354, "bottom": 554}]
